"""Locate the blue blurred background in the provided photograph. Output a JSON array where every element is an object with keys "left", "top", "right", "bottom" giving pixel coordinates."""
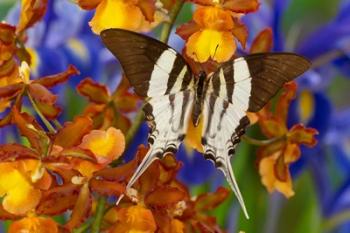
[{"left": 1, "top": 0, "right": 350, "bottom": 232}]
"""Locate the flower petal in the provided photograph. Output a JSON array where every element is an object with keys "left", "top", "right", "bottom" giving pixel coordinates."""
[
  {"left": 0, "top": 23, "right": 16, "bottom": 62},
  {"left": 259, "top": 154, "right": 294, "bottom": 198},
  {"left": 17, "top": 0, "right": 48, "bottom": 33},
  {"left": 111, "top": 205, "right": 157, "bottom": 232},
  {"left": 79, "top": 127, "right": 125, "bottom": 163},
  {"left": 77, "top": 78, "right": 110, "bottom": 104},
  {"left": 54, "top": 116, "right": 93, "bottom": 148},
  {"left": 65, "top": 183, "right": 92, "bottom": 230},
  {"left": 90, "top": 178, "right": 125, "bottom": 196},
  {"left": 33, "top": 65, "right": 79, "bottom": 88},
  {"left": 186, "top": 29, "right": 236, "bottom": 63},
  {"left": 9, "top": 216, "right": 58, "bottom": 233},
  {"left": 11, "top": 108, "right": 49, "bottom": 155},
  {"left": 77, "top": 0, "right": 102, "bottom": 10},
  {"left": 145, "top": 187, "right": 186, "bottom": 207},
  {"left": 194, "top": 187, "right": 229, "bottom": 212},
  {"left": 35, "top": 101, "right": 62, "bottom": 119},
  {"left": 193, "top": 6, "right": 234, "bottom": 30},
  {"left": 222, "top": 0, "right": 259, "bottom": 13},
  {"left": 36, "top": 183, "right": 80, "bottom": 215},
  {"left": 0, "top": 144, "right": 39, "bottom": 161},
  {"left": 89, "top": 0, "right": 144, "bottom": 34},
  {"left": 250, "top": 28, "right": 273, "bottom": 54},
  {"left": 0, "top": 163, "right": 41, "bottom": 215},
  {"left": 137, "top": 0, "right": 156, "bottom": 22},
  {"left": 288, "top": 124, "right": 318, "bottom": 147},
  {"left": 28, "top": 83, "right": 57, "bottom": 104},
  {"left": 176, "top": 20, "right": 201, "bottom": 41}
]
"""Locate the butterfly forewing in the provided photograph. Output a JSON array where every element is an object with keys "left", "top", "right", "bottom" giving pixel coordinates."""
[
  {"left": 207, "top": 53, "right": 311, "bottom": 112},
  {"left": 101, "top": 29, "right": 194, "bottom": 97}
]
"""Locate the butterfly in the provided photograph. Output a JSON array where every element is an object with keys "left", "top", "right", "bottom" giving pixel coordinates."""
[{"left": 100, "top": 28, "right": 310, "bottom": 218}]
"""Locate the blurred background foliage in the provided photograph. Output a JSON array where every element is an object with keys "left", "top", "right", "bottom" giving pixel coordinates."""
[{"left": 1, "top": 0, "right": 350, "bottom": 233}]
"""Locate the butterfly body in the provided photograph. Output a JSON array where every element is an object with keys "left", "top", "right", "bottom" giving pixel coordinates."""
[
  {"left": 193, "top": 70, "right": 207, "bottom": 126},
  {"left": 100, "top": 28, "right": 311, "bottom": 218}
]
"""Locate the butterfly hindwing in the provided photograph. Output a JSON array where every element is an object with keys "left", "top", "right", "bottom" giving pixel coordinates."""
[
  {"left": 201, "top": 94, "right": 250, "bottom": 218},
  {"left": 101, "top": 29, "right": 194, "bottom": 97},
  {"left": 125, "top": 90, "right": 195, "bottom": 190},
  {"left": 207, "top": 53, "right": 311, "bottom": 112}
]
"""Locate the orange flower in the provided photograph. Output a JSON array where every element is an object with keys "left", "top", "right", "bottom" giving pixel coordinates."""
[
  {"left": 79, "top": 0, "right": 166, "bottom": 34},
  {"left": 0, "top": 160, "right": 51, "bottom": 215},
  {"left": 257, "top": 82, "right": 318, "bottom": 197},
  {"left": 9, "top": 215, "right": 58, "bottom": 233},
  {"left": 17, "top": 0, "right": 48, "bottom": 33},
  {"left": 177, "top": 0, "right": 258, "bottom": 63},
  {"left": 79, "top": 127, "right": 125, "bottom": 164},
  {"left": 108, "top": 205, "right": 157, "bottom": 233},
  {"left": 77, "top": 77, "right": 140, "bottom": 134}
]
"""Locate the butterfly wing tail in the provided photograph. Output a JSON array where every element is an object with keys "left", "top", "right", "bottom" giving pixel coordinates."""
[
  {"left": 116, "top": 147, "right": 160, "bottom": 205},
  {"left": 218, "top": 156, "right": 249, "bottom": 219}
]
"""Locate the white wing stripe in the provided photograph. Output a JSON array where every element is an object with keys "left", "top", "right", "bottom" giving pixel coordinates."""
[
  {"left": 233, "top": 59, "right": 251, "bottom": 110},
  {"left": 219, "top": 68, "right": 227, "bottom": 98},
  {"left": 148, "top": 49, "right": 177, "bottom": 96},
  {"left": 233, "top": 58, "right": 251, "bottom": 82}
]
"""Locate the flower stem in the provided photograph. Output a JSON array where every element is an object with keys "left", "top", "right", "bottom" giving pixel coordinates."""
[
  {"left": 72, "top": 218, "right": 93, "bottom": 233},
  {"left": 124, "top": 0, "right": 185, "bottom": 148},
  {"left": 27, "top": 92, "right": 56, "bottom": 134},
  {"left": 242, "top": 135, "right": 286, "bottom": 146},
  {"left": 91, "top": 196, "right": 106, "bottom": 233},
  {"left": 160, "top": 0, "right": 185, "bottom": 43}
]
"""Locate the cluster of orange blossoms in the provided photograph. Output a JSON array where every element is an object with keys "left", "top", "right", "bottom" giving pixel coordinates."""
[{"left": 0, "top": 0, "right": 319, "bottom": 232}]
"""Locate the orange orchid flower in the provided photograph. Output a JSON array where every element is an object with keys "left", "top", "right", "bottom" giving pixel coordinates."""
[
  {"left": 77, "top": 0, "right": 167, "bottom": 34},
  {"left": 177, "top": 0, "right": 259, "bottom": 63},
  {"left": 256, "top": 82, "right": 318, "bottom": 197},
  {"left": 9, "top": 215, "right": 58, "bottom": 233},
  {"left": 77, "top": 77, "right": 140, "bottom": 133}
]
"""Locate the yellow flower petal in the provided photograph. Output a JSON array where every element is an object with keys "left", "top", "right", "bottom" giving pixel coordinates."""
[
  {"left": 0, "top": 163, "right": 41, "bottom": 215},
  {"left": 89, "top": 0, "right": 144, "bottom": 34},
  {"left": 79, "top": 127, "right": 125, "bottom": 163},
  {"left": 186, "top": 29, "right": 236, "bottom": 63},
  {"left": 259, "top": 154, "right": 294, "bottom": 198},
  {"left": 184, "top": 116, "right": 204, "bottom": 153}
]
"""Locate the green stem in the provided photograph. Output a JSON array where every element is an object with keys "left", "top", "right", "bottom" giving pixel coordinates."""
[
  {"left": 91, "top": 197, "right": 106, "bottom": 233},
  {"left": 123, "top": 0, "right": 185, "bottom": 148},
  {"left": 72, "top": 218, "right": 93, "bottom": 233},
  {"left": 27, "top": 91, "right": 56, "bottom": 134},
  {"left": 322, "top": 210, "right": 350, "bottom": 232},
  {"left": 242, "top": 135, "right": 286, "bottom": 146},
  {"left": 53, "top": 119, "right": 63, "bottom": 130},
  {"left": 160, "top": 0, "right": 185, "bottom": 43}
]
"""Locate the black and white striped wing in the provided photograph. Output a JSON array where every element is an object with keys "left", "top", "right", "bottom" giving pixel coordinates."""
[
  {"left": 100, "top": 29, "right": 194, "bottom": 97},
  {"left": 100, "top": 29, "right": 195, "bottom": 195},
  {"left": 207, "top": 53, "right": 311, "bottom": 112},
  {"left": 202, "top": 53, "right": 310, "bottom": 218}
]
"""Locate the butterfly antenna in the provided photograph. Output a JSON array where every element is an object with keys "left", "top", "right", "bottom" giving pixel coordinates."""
[
  {"left": 219, "top": 156, "right": 249, "bottom": 219},
  {"left": 116, "top": 147, "right": 159, "bottom": 205}
]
